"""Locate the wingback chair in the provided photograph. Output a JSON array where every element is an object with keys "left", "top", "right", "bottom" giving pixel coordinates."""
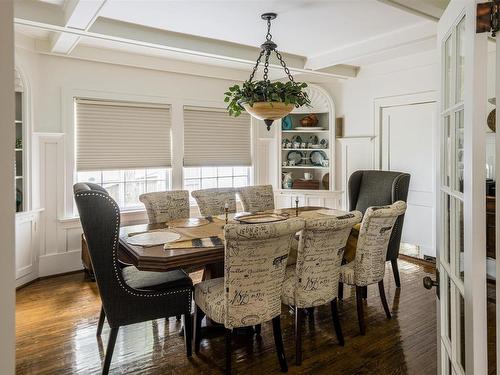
[
  {"left": 348, "top": 170, "right": 410, "bottom": 287},
  {"left": 237, "top": 185, "right": 275, "bottom": 212},
  {"left": 191, "top": 187, "right": 237, "bottom": 216},
  {"left": 281, "top": 212, "right": 362, "bottom": 365},
  {"left": 193, "top": 218, "right": 305, "bottom": 374},
  {"left": 339, "top": 201, "right": 407, "bottom": 335},
  {"left": 139, "top": 190, "right": 190, "bottom": 224},
  {"left": 74, "top": 183, "right": 193, "bottom": 375}
]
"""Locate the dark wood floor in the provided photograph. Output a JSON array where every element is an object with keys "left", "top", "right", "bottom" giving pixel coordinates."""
[{"left": 16, "top": 260, "right": 437, "bottom": 374}]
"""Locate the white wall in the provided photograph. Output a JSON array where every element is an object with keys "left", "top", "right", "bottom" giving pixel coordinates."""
[{"left": 0, "top": 1, "right": 16, "bottom": 373}]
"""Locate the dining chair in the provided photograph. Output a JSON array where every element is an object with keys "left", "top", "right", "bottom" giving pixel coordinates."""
[
  {"left": 191, "top": 187, "right": 237, "bottom": 216},
  {"left": 348, "top": 170, "right": 410, "bottom": 288},
  {"left": 74, "top": 183, "right": 193, "bottom": 375},
  {"left": 193, "top": 218, "right": 305, "bottom": 374},
  {"left": 139, "top": 190, "right": 190, "bottom": 224},
  {"left": 281, "top": 212, "right": 362, "bottom": 365},
  {"left": 236, "top": 184, "right": 275, "bottom": 212},
  {"left": 339, "top": 201, "right": 407, "bottom": 335}
]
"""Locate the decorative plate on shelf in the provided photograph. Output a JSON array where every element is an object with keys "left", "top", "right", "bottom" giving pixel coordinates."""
[
  {"left": 294, "top": 127, "right": 324, "bottom": 131},
  {"left": 309, "top": 150, "right": 327, "bottom": 166},
  {"left": 320, "top": 138, "right": 329, "bottom": 148},
  {"left": 308, "top": 135, "right": 319, "bottom": 145},
  {"left": 291, "top": 135, "right": 303, "bottom": 144},
  {"left": 287, "top": 150, "right": 304, "bottom": 165}
]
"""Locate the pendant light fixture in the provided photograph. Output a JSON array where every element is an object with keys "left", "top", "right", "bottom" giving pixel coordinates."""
[{"left": 224, "top": 13, "right": 310, "bottom": 130}]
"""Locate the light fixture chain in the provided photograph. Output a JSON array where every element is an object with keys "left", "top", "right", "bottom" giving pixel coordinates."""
[
  {"left": 249, "top": 49, "right": 265, "bottom": 82},
  {"left": 263, "top": 50, "right": 271, "bottom": 82},
  {"left": 266, "top": 18, "right": 272, "bottom": 41},
  {"left": 275, "top": 50, "right": 296, "bottom": 84}
]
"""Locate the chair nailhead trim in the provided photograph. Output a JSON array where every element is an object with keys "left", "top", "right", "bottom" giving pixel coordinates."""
[{"left": 76, "top": 191, "right": 192, "bottom": 309}]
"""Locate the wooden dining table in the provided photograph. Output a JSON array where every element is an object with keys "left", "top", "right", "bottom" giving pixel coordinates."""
[{"left": 118, "top": 206, "right": 350, "bottom": 274}]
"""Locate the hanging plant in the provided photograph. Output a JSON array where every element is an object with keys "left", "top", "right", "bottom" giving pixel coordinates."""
[
  {"left": 223, "top": 13, "right": 311, "bottom": 130},
  {"left": 224, "top": 80, "right": 310, "bottom": 117}
]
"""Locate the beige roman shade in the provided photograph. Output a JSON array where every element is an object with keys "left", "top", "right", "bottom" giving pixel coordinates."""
[
  {"left": 75, "top": 98, "right": 172, "bottom": 171},
  {"left": 183, "top": 106, "right": 251, "bottom": 167}
]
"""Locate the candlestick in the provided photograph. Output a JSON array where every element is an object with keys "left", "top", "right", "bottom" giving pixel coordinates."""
[
  {"left": 224, "top": 202, "right": 229, "bottom": 224},
  {"left": 295, "top": 197, "right": 299, "bottom": 217}
]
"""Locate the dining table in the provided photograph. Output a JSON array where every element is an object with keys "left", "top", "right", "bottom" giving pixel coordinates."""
[{"left": 118, "top": 206, "right": 350, "bottom": 276}]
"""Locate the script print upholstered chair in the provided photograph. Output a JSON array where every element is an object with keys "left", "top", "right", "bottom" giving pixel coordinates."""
[
  {"left": 281, "top": 212, "right": 362, "bottom": 365},
  {"left": 348, "top": 170, "right": 410, "bottom": 288},
  {"left": 191, "top": 187, "right": 237, "bottom": 216},
  {"left": 74, "top": 183, "right": 193, "bottom": 375},
  {"left": 139, "top": 190, "right": 190, "bottom": 224},
  {"left": 193, "top": 218, "right": 305, "bottom": 374},
  {"left": 237, "top": 184, "right": 275, "bottom": 212},
  {"left": 339, "top": 201, "right": 407, "bottom": 335}
]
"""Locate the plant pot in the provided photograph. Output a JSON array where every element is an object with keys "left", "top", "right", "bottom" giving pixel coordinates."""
[{"left": 241, "top": 101, "right": 295, "bottom": 130}]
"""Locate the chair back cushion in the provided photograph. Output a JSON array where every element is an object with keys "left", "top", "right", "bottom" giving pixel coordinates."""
[
  {"left": 139, "top": 190, "right": 189, "bottom": 224},
  {"left": 237, "top": 185, "right": 275, "bottom": 212},
  {"left": 223, "top": 218, "right": 305, "bottom": 328},
  {"left": 352, "top": 201, "right": 407, "bottom": 286},
  {"left": 191, "top": 188, "right": 237, "bottom": 216},
  {"left": 348, "top": 170, "right": 410, "bottom": 261},
  {"left": 293, "top": 212, "right": 362, "bottom": 308}
]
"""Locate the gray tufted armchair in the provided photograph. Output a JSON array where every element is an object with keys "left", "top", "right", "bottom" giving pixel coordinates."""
[
  {"left": 348, "top": 170, "right": 410, "bottom": 288},
  {"left": 74, "top": 183, "right": 193, "bottom": 375}
]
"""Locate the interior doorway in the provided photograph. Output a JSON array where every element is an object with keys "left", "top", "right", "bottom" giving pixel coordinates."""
[{"left": 375, "top": 92, "right": 437, "bottom": 260}]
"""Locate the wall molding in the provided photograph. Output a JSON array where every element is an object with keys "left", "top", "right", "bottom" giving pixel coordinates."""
[{"left": 38, "top": 249, "right": 82, "bottom": 277}]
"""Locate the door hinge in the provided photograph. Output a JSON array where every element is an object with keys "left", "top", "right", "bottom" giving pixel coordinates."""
[{"left": 477, "top": 1, "right": 499, "bottom": 37}]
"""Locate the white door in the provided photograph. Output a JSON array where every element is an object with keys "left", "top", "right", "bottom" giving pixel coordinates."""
[
  {"left": 381, "top": 100, "right": 437, "bottom": 258},
  {"left": 432, "top": 1, "right": 491, "bottom": 374}
]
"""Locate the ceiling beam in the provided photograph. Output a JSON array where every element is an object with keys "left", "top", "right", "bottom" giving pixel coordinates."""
[
  {"left": 50, "top": 0, "right": 106, "bottom": 55},
  {"left": 305, "top": 21, "right": 436, "bottom": 70},
  {"left": 376, "top": 0, "right": 441, "bottom": 22},
  {"left": 14, "top": 1, "right": 353, "bottom": 80}
]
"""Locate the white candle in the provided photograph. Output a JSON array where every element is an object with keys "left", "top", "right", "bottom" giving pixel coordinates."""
[{"left": 225, "top": 202, "right": 229, "bottom": 209}]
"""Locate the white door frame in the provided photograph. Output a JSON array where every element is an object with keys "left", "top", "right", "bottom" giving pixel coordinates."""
[
  {"left": 437, "top": 1, "right": 488, "bottom": 374},
  {"left": 373, "top": 90, "right": 437, "bottom": 169}
]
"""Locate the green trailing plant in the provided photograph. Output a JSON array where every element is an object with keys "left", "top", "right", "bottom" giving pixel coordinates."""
[{"left": 224, "top": 80, "right": 311, "bottom": 117}]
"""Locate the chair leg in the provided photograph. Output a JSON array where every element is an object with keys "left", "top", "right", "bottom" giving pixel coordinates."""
[
  {"left": 391, "top": 259, "right": 401, "bottom": 288},
  {"left": 225, "top": 328, "right": 232, "bottom": 375},
  {"left": 97, "top": 306, "right": 105, "bottom": 337},
  {"left": 355, "top": 286, "right": 366, "bottom": 335},
  {"left": 306, "top": 307, "right": 314, "bottom": 317},
  {"left": 183, "top": 313, "right": 193, "bottom": 357},
  {"left": 254, "top": 324, "right": 262, "bottom": 336},
  {"left": 272, "top": 315, "right": 288, "bottom": 372},
  {"left": 378, "top": 280, "right": 392, "bottom": 319},
  {"left": 361, "top": 286, "right": 368, "bottom": 299},
  {"left": 338, "top": 282, "right": 344, "bottom": 300},
  {"left": 176, "top": 315, "right": 182, "bottom": 321},
  {"left": 330, "top": 298, "right": 344, "bottom": 346},
  {"left": 102, "top": 327, "right": 119, "bottom": 375},
  {"left": 295, "top": 307, "right": 303, "bottom": 366},
  {"left": 193, "top": 304, "right": 204, "bottom": 354}
]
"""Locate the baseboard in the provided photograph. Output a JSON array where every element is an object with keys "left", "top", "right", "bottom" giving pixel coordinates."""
[{"left": 39, "top": 249, "right": 83, "bottom": 277}]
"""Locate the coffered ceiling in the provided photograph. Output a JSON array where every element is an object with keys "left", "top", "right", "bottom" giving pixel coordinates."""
[{"left": 15, "top": 0, "right": 448, "bottom": 80}]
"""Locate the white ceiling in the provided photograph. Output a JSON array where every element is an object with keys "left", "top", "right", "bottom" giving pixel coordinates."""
[
  {"left": 13, "top": 0, "right": 446, "bottom": 81},
  {"left": 98, "top": 0, "right": 428, "bottom": 58}
]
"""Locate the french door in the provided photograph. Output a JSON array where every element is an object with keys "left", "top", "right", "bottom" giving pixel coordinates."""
[{"left": 436, "top": 0, "right": 494, "bottom": 374}]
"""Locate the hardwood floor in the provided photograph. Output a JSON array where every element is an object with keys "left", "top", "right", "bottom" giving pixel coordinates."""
[{"left": 16, "top": 260, "right": 436, "bottom": 374}]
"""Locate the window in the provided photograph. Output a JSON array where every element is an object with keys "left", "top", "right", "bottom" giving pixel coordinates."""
[
  {"left": 184, "top": 166, "right": 251, "bottom": 203},
  {"left": 77, "top": 168, "right": 171, "bottom": 210}
]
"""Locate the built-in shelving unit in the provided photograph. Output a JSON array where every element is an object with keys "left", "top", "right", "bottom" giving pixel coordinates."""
[{"left": 277, "top": 84, "right": 335, "bottom": 193}]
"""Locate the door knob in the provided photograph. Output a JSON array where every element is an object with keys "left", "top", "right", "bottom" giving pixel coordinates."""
[
  {"left": 423, "top": 276, "right": 438, "bottom": 289},
  {"left": 423, "top": 271, "right": 440, "bottom": 299}
]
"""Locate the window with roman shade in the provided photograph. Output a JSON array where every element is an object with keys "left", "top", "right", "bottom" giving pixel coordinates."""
[
  {"left": 183, "top": 106, "right": 251, "bottom": 167},
  {"left": 75, "top": 98, "right": 172, "bottom": 171}
]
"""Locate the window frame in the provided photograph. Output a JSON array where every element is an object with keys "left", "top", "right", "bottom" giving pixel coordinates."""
[{"left": 65, "top": 91, "right": 255, "bottom": 219}]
